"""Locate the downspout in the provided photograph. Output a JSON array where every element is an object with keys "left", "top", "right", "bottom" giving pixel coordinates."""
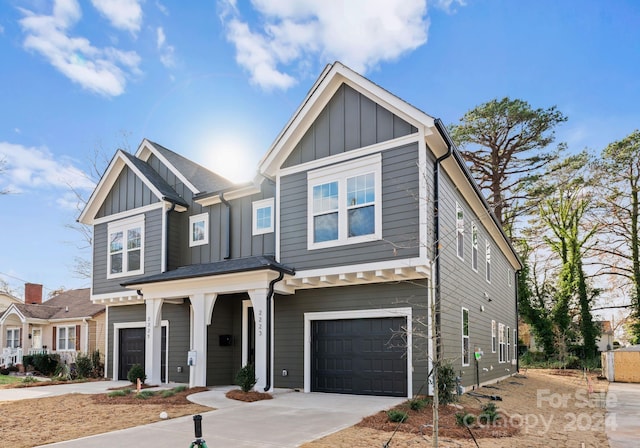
[
  {"left": 264, "top": 271, "right": 285, "bottom": 392},
  {"left": 164, "top": 202, "right": 176, "bottom": 273},
  {"left": 433, "top": 118, "right": 454, "bottom": 362},
  {"left": 219, "top": 193, "right": 231, "bottom": 260}
]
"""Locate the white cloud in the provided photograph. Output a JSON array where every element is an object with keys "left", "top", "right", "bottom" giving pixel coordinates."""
[
  {"left": 0, "top": 142, "right": 95, "bottom": 202},
  {"left": 219, "top": 0, "right": 434, "bottom": 90},
  {"left": 18, "top": 0, "right": 141, "bottom": 97},
  {"left": 156, "top": 26, "right": 175, "bottom": 68},
  {"left": 156, "top": 1, "right": 169, "bottom": 16},
  {"left": 91, "top": 0, "right": 143, "bottom": 34}
]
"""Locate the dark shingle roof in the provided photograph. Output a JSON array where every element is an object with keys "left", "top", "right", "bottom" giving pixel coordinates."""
[
  {"left": 147, "top": 141, "right": 236, "bottom": 194},
  {"left": 14, "top": 288, "right": 104, "bottom": 320},
  {"left": 121, "top": 256, "right": 294, "bottom": 287},
  {"left": 119, "top": 151, "right": 189, "bottom": 207}
]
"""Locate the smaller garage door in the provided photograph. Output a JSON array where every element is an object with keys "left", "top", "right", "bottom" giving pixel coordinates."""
[{"left": 312, "top": 317, "right": 407, "bottom": 397}]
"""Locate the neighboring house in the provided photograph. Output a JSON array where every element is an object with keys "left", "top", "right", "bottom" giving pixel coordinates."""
[
  {"left": 0, "top": 290, "right": 22, "bottom": 314},
  {"left": 0, "top": 284, "right": 105, "bottom": 367},
  {"left": 597, "top": 320, "right": 614, "bottom": 352},
  {"left": 78, "top": 62, "right": 521, "bottom": 397}
]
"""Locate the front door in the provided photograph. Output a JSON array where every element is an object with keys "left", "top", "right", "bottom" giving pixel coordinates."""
[
  {"left": 31, "top": 328, "right": 42, "bottom": 349},
  {"left": 118, "top": 327, "right": 167, "bottom": 381}
]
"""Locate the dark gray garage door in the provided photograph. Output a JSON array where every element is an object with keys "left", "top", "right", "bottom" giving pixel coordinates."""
[{"left": 311, "top": 317, "right": 407, "bottom": 397}]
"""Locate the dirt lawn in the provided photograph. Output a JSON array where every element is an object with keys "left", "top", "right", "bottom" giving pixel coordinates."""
[{"left": 304, "top": 369, "right": 611, "bottom": 448}]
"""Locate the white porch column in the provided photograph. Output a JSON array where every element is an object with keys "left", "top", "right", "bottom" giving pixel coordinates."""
[
  {"left": 248, "top": 289, "right": 270, "bottom": 392},
  {"left": 145, "top": 298, "right": 164, "bottom": 385},
  {"left": 189, "top": 293, "right": 217, "bottom": 388}
]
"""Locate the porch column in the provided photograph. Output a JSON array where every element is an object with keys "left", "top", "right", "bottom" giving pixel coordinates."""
[
  {"left": 248, "top": 289, "right": 271, "bottom": 392},
  {"left": 0, "top": 322, "right": 4, "bottom": 349},
  {"left": 22, "top": 322, "right": 30, "bottom": 353},
  {"left": 189, "top": 293, "right": 217, "bottom": 388},
  {"left": 145, "top": 298, "right": 164, "bottom": 385}
]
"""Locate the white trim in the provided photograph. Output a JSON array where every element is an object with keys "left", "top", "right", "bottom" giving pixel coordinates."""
[
  {"left": 195, "top": 184, "right": 262, "bottom": 207},
  {"left": 113, "top": 320, "right": 169, "bottom": 383},
  {"left": 471, "top": 222, "right": 479, "bottom": 272},
  {"left": 293, "top": 257, "right": 430, "bottom": 279},
  {"left": 90, "top": 291, "right": 143, "bottom": 304},
  {"left": 456, "top": 202, "right": 464, "bottom": 261},
  {"left": 418, "top": 129, "right": 428, "bottom": 261},
  {"left": 485, "top": 240, "right": 492, "bottom": 283},
  {"left": 275, "top": 175, "right": 282, "bottom": 260},
  {"left": 307, "top": 153, "right": 382, "bottom": 250},
  {"left": 303, "top": 307, "right": 412, "bottom": 398},
  {"left": 491, "top": 320, "right": 497, "bottom": 353},
  {"left": 92, "top": 203, "right": 164, "bottom": 226},
  {"left": 498, "top": 323, "right": 505, "bottom": 363},
  {"left": 252, "top": 198, "right": 275, "bottom": 235},
  {"left": 106, "top": 215, "right": 145, "bottom": 279},
  {"left": 242, "top": 300, "right": 252, "bottom": 366},
  {"left": 461, "top": 307, "right": 470, "bottom": 367},
  {"left": 189, "top": 213, "right": 209, "bottom": 247}
]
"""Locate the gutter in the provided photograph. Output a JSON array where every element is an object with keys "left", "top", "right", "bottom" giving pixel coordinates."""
[
  {"left": 219, "top": 193, "right": 231, "bottom": 260},
  {"left": 264, "top": 271, "right": 285, "bottom": 392},
  {"left": 432, "top": 118, "right": 454, "bottom": 362}
]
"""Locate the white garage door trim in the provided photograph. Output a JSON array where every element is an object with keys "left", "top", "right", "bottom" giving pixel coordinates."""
[{"left": 304, "top": 307, "right": 412, "bottom": 397}]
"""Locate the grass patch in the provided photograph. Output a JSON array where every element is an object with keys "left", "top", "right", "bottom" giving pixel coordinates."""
[
  {"left": 107, "top": 389, "right": 132, "bottom": 398},
  {"left": 0, "top": 375, "right": 23, "bottom": 386}
]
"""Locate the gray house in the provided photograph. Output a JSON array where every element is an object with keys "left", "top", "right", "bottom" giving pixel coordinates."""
[{"left": 78, "top": 62, "right": 521, "bottom": 397}]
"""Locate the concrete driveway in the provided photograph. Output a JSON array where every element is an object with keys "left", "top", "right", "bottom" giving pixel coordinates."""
[
  {"left": 0, "top": 379, "right": 133, "bottom": 402},
  {"left": 37, "top": 386, "right": 405, "bottom": 447},
  {"left": 607, "top": 382, "right": 640, "bottom": 448}
]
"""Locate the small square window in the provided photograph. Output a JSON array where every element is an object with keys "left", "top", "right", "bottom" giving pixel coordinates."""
[
  {"left": 253, "top": 198, "right": 275, "bottom": 235},
  {"left": 189, "top": 213, "right": 209, "bottom": 247}
]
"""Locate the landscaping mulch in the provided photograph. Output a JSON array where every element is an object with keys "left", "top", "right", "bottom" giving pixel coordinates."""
[{"left": 225, "top": 389, "right": 273, "bottom": 402}]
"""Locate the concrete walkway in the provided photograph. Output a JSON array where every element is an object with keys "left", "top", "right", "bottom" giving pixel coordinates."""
[
  {"left": 34, "top": 386, "right": 404, "bottom": 447},
  {"left": 607, "top": 382, "right": 640, "bottom": 448},
  {"left": 0, "top": 379, "right": 133, "bottom": 402}
]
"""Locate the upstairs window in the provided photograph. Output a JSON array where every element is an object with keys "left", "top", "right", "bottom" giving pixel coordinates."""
[
  {"left": 456, "top": 203, "right": 464, "bottom": 259},
  {"left": 485, "top": 240, "right": 492, "bottom": 283},
  {"left": 471, "top": 222, "right": 478, "bottom": 271},
  {"left": 253, "top": 198, "right": 274, "bottom": 235},
  {"left": 462, "top": 307, "right": 470, "bottom": 366},
  {"left": 107, "top": 215, "right": 144, "bottom": 279},
  {"left": 307, "top": 154, "right": 381, "bottom": 250},
  {"left": 189, "top": 213, "right": 209, "bottom": 247}
]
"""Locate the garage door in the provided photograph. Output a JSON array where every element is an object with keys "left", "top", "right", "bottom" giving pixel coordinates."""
[{"left": 311, "top": 317, "right": 407, "bottom": 397}]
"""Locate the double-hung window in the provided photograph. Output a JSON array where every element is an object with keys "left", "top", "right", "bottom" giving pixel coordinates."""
[
  {"left": 6, "top": 328, "right": 19, "bottom": 348},
  {"left": 485, "top": 240, "right": 492, "bottom": 283},
  {"left": 462, "top": 308, "right": 470, "bottom": 366},
  {"left": 253, "top": 198, "right": 274, "bottom": 235},
  {"left": 456, "top": 203, "right": 464, "bottom": 259},
  {"left": 307, "top": 154, "right": 381, "bottom": 249},
  {"left": 506, "top": 326, "right": 511, "bottom": 362},
  {"left": 471, "top": 222, "right": 478, "bottom": 271},
  {"left": 498, "top": 323, "right": 505, "bottom": 363},
  {"left": 57, "top": 325, "right": 77, "bottom": 351},
  {"left": 491, "top": 320, "right": 497, "bottom": 353},
  {"left": 107, "top": 215, "right": 144, "bottom": 279},
  {"left": 189, "top": 213, "right": 209, "bottom": 247}
]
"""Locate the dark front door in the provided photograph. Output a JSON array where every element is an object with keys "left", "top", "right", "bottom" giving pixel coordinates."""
[
  {"left": 311, "top": 317, "right": 407, "bottom": 397},
  {"left": 119, "top": 328, "right": 145, "bottom": 380}
]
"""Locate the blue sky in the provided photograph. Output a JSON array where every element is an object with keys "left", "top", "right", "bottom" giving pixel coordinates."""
[{"left": 0, "top": 0, "right": 638, "bottom": 300}]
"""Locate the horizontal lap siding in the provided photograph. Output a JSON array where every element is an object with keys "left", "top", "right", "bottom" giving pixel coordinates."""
[
  {"left": 437, "top": 171, "right": 517, "bottom": 387},
  {"left": 273, "top": 281, "right": 429, "bottom": 394},
  {"left": 280, "top": 143, "right": 420, "bottom": 269}
]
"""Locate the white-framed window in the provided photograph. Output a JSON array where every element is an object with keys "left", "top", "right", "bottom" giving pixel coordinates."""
[
  {"left": 57, "top": 325, "right": 77, "bottom": 351},
  {"left": 107, "top": 215, "right": 144, "bottom": 279},
  {"left": 514, "top": 328, "right": 518, "bottom": 360},
  {"left": 491, "top": 320, "right": 497, "bottom": 353},
  {"left": 252, "top": 198, "right": 274, "bottom": 235},
  {"left": 498, "top": 323, "right": 505, "bottom": 363},
  {"left": 6, "top": 328, "right": 20, "bottom": 349},
  {"left": 462, "top": 307, "right": 470, "bottom": 366},
  {"left": 485, "top": 240, "right": 492, "bottom": 283},
  {"left": 189, "top": 213, "right": 209, "bottom": 247},
  {"left": 456, "top": 203, "right": 464, "bottom": 259},
  {"left": 471, "top": 222, "right": 478, "bottom": 271},
  {"left": 307, "top": 154, "right": 382, "bottom": 250},
  {"left": 506, "top": 326, "right": 511, "bottom": 362}
]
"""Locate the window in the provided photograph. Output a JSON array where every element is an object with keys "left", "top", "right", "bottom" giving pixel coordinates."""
[
  {"left": 307, "top": 154, "right": 381, "bottom": 249},
  {"left": 57, "top": 325, "right": 77, "bottom": 351},
  {"left": 6, "top": 328, "right": 19, "bottom": 349},
  {"left": 506, "top": 326, "right": 511, "bottom": 362},
  {"left": 514, "top": 328, "right": 518, "bottom": 361},
  {"left": 491, "top": 320, "right": 497, "bottom": 353},
  {"left": 252, "top": 198, "right": 274, "bottom": 235},
  {"left": 498, "top": 323, "right": 505, "bottom": 363},
  {"left": 107, "top": 215, "right": 144, "bottom": 278},
  {"left": 471, "top": 222, "right": 478, "bottom": 271},
  {"left": 462, "top": 308, "right": 470, "bottom": 366},
  {"left": 485, "top": 240, "right": 492, "bottom": 283},
  {"left": 456, "top": 203, "right": 464, "bottom": 259},
  {"left": 189, "top": 213, "right": 209, "bottom": 247}
]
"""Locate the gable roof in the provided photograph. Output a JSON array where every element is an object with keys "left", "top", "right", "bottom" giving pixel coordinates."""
[{"left": 0, "top": 288, "right": 104, "bottom": 323}]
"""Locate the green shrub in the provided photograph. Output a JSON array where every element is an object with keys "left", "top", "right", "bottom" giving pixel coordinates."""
[
  {"left": 22, "top": 355, "right": 34, "bottom": 370},
  {"left": 408, "top": 397, "right": 429, "bottom": 411},
  {"left": 455, "top": 412, "right": 476, "bottom": 427},
  {"left": 7, "top": 364, "right": 19, "bottom": 372},
  {"left": 30, "top": 353, "right": 60, "bottom": 376},
  {"left": 161, "top": 389, "right": 176, "bottom": 398},
  {"left": 136, "top": 390, "right": 156, "bottom": 399},
  {"left": 0, "top": 368, "right": 9, "bottom": 375},
  {"left": 108, "top": 389, "right": 131, "bottom": 398},
  {"left": 75, "top": 353, "right": 93, "bottom": 379},
  {"left": 55, "top": 363, "right": 72, "bottom": 381},
  {"left": 387, "top": 409, "right": 409, "bottom": 423},
  {"left": 91, "top": 350, "right": 104, "bottom": 377},
  {"left": 172, "top": 385, "right": 187, "bottom": 393},
  {"left": 437, "top": 362, "right": 457, "bottom": 405},
  {"left": 234, "top": 364, "right": 257, "bottom": 392},
  {"left": 127, "top": 364, "right": 146, "bottom": 385},
  {"left": 21, "top": 376, "right": 38, "bottom": 384},
  {"left": 478, "top": 402, "right": 501, "bottom": 424}
]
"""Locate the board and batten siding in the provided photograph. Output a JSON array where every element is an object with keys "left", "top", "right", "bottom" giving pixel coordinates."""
[
  {"left": 282, "top": 84, "right": 417, "bottom": 168},
  {"left": 280, "top": 143, "right": 421, "bottom": 270},
  {"left": 273, "top": 281, "right": 429, "bottom": 394},
  {"left": 96, "top": 165, "right": 160, "bottom": 218},
  {"left": 93, "top": 207, "right": 163, "bottom": 295},
  {"left": 206, "top": 294, "right": 244, "bottom": 386},
  {"left": 436, "top": 169, "right": 517, "bottom": 388},
  {"left": 107, "top": 302, "right": 190, "bottom": 383}
]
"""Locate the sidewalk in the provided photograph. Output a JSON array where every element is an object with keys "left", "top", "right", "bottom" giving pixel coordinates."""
[
  {"left": 37, "top": 386, "right": 405, "bottom": 448},
  {"left": 0, "top": 379, "right": 133, "bottom": 402},
  {"left": 607, "top": 382, "right": 640, "bottom": 448}
]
